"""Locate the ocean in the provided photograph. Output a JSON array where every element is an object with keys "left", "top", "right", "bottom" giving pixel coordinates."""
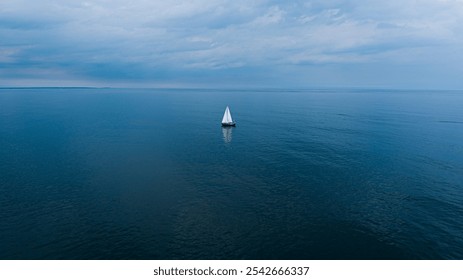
[{"left": 0, "top": 88, "right": 462, "bottom": 259}]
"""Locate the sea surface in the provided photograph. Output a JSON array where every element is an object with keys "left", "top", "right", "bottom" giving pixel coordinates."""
[{"left": 0, "top": 88, "right": 462, "bottom": 259}]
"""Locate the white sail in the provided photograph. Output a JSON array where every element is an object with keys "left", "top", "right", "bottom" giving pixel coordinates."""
[{"left": 222, "top": 106, "right": 233, "bottom": 124}]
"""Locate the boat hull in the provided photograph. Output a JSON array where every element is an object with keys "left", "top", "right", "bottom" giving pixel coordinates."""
[{"left": 221, "top": 122, "right": 236, "bottom": 127}]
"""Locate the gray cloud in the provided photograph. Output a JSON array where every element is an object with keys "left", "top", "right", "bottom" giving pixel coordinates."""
[{"left": 1, "top": 0, "right": 463, "bottom": 88}]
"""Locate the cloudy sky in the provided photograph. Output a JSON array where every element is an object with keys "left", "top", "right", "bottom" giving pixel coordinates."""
[{"left": 1, "top": 0, "right": 463, "bottom": 88}]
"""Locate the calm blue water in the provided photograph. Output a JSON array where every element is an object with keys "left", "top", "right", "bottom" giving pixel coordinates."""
[{"left": 1, "top": 88, "right": 462, "bottom": 259}]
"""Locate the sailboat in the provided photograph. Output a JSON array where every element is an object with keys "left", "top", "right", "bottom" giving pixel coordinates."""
[{"left": 221, "top": 106, "right": 236, "bottom": 127}]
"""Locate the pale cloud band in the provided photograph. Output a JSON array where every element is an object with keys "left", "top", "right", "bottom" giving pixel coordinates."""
[{"left": 1, "top": 0, "right": 462, "bottom": 88}]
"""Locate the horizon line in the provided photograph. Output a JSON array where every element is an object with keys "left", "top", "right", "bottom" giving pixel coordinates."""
[{"left": 1, "top": 86, "right": 463, "bottom": 92}]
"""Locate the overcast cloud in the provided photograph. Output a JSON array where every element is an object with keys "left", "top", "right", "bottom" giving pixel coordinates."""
[{"left": 1, "top": 0, "right": 462, "bottom": 88}]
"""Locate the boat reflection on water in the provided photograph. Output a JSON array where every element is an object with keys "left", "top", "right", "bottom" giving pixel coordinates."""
[{"left": 222, "top": 126, "right": 233, "bottom": 143}]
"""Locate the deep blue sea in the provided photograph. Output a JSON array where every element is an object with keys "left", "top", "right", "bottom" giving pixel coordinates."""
[{"left": 0, "top": 88, "right": 462, "bottom": 259}]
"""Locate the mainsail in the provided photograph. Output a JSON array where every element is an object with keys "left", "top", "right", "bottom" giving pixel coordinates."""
[{"left": 222, "top": 106, "right": 233, "bottom": 124}]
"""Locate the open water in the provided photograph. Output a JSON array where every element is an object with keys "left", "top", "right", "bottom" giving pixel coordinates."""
[{"left": 0, "top": 88, "right": 462, "bottom": 259}]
